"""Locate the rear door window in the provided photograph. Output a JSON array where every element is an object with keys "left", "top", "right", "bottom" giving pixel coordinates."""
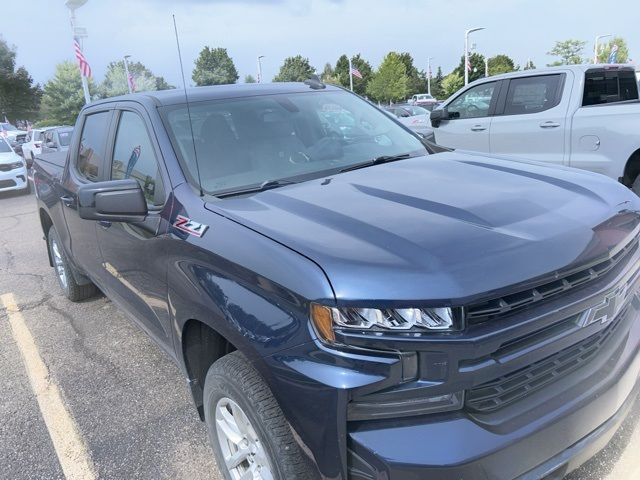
[
  {"left": 503, "top": 74, "right": 563, "bottom": 115},
  {"left": 583, "top": 69, "right": 639, "bottom": 106},
  {"left": 77, "top": 112, "right": 111, "bottom": 182}
]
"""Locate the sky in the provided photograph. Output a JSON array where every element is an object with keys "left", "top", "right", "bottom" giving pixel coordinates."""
[{"left": 2, "top": 0, "right": 639, "bottom": 88}]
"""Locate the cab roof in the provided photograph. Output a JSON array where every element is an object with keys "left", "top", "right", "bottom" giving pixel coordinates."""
[{"left": 88, "top": 82, "right": 344, "bottom": 109}]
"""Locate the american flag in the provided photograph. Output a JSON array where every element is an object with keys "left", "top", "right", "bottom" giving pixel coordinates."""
[
  {"left": 350, "top": 66, "right": 363, "bottom": 79},
  {"left": 128, "top": 72, "right": 136, "bottom": 93},
  {"left": 74, "top": 37, "right": 92, "bottom": 78}
]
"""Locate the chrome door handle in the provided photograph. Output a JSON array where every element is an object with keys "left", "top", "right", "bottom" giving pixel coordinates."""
[
  {"left": 471, "top": 125, "right": 487, "bottom": 131},
  {"left": 540, "top": 121, "right": 560, "bottom": 128}
]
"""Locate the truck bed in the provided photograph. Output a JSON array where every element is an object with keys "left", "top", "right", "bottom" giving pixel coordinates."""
[{"left": 33, "top": 151, "right": 67, "bottom": 180}]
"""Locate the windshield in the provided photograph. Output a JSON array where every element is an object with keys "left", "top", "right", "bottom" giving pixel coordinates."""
[
  {"left": 58, "top": 128, "right": 73, "bottom": 146},
  {"left": 0, "top": 138, "right": 12, "bottom": 153},
  {"left": 405, "top": 106, "right": 429, "bottom": 116},
  {"left": 162, "top": 90, "right": 427, "bottom": 196},
  {"left": 1, "top": 122, "right": 18, "bottom": 131}
]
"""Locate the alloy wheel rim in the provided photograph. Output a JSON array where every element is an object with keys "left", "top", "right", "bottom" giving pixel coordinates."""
[
  {"left": 51, "top": 237, "right": 67, "bottom": 289},
  {"left": 215, "top": 397, "right": 273, "bottom": 480}
]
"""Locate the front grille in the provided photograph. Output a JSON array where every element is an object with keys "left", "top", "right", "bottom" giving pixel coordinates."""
[
  {"left": 466, "top": 237, "right": 638, "bottom": 324},
  {"left": 465, "top": 310, "right": 626, "bottom": 413},
  {"left": 0, "top": 179, "right": 17, "bottom": 188}
]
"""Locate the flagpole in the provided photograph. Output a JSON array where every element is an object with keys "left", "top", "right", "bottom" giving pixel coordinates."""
[
  {"left": 427, "top": 57, "right": 432, "bottom": 96},
  {"left": 348, "top": 57, "right": 354, "bottom": 92},
  {"left": 123, "top": 55, "right": 133, "bottom": 94},
  {"left": 67, "top": 5, "right": 91, "bottom": 104}
]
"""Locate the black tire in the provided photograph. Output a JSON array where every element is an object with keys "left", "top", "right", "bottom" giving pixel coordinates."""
[
  {"left": 204, "top": 351, "right": 315, "bottom": 480},
  {"left": 47, "top": 226, "right": 97, "bottom": 302}
]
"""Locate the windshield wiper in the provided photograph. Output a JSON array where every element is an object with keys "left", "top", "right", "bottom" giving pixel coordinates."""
[
  {"left": 339, "top": 153, "right": 414, "bottom": 173},
  {"left": 216, "top": 179, "right": 297, "bottom": 198}
]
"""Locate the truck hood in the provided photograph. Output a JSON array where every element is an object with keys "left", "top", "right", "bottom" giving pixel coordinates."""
[{"left": 207, "top": 152, "right": 640, "bottom": 304}]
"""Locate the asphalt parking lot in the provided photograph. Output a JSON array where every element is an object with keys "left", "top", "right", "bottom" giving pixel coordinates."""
[{"left": 0, "top": 188, "right": 639, "bottom": 480}]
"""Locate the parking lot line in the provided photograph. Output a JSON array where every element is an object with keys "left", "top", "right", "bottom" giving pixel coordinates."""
[{"left": 1, "top": 293, "right": 97, "bottom": 480}]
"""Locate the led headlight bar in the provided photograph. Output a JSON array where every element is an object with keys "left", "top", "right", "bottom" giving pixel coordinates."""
[{"left": 311, "top": 304, "right": 462, "bottom": 343}]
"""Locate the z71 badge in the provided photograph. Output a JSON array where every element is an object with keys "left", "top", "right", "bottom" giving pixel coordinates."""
[{"left": 173, "top": 215, "right": 209, "bottom": 238}]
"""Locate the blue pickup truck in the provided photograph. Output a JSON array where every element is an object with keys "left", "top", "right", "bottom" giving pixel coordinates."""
[{"left": 33, "top": 81, "right": 640, "bottom": 480}]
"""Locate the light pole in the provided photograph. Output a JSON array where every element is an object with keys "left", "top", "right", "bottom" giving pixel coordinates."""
[
  {"left": 464, "top": 27, "right": 485, "bottom": 85},
  {"left": 427, "top": 57, "right": 433, "bottom": 95},
  {"left": 123, "top": 55, "right": 132, "bottom": 94},
  {"left": 65, "top": 0, "right": 91, "bottom": 104},
  {"left": 484, "top": 57, "right": 489, "bottom": 77},
  {"left": 594, "top": 34, "right": 613, "bottom": 63},
  {"left": 257, "top": 55, "right": 265, "bottom": 83}
]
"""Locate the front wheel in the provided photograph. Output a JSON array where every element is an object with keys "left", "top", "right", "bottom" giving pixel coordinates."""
[
  {"left": 204, "top": 351, "right": 315, "bottom": 480},
  {"left": 47, "top": 226, "right": 97, "bottom": 301}
]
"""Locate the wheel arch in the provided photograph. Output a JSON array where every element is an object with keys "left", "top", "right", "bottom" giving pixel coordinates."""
[
  {"left": 621, "top": 148, "right": 640, "bottom": 187},
  {"left": 181, "top": 319, "right": 237, "bottom": 420}
]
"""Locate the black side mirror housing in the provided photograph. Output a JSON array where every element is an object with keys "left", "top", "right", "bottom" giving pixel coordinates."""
[
  {"left": 430, "top": 107, "right": 449, "bottom": 128},
  {"left": 78, "top": 179, "right": 148, "bottom": 222}
]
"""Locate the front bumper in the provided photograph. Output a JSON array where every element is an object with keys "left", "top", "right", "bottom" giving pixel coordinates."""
[{"left": 0, "top": 166, "right": 29, "bottom": 192}]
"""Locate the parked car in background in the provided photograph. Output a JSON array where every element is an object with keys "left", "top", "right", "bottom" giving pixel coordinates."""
[
  {"left": 33, "top": 82, "right": 640, "bottom": 480},
  {"left": 384, "top": 104, "right": 435, "bottom": 140},
  {"left": 0, "top": 122, "right": 28, "bottom": 155},
  {"left": 431, "top": 65, "right": 640, "bottom": 192},
  {"left": 40, "top": 126, "right": 73, "bottom": 154},
  {"left": 410, "top": 93, "right": 438, "bottom": 108},
  {"left": 21, "top": 128, "right": 49, "bottom": 167},
  {"left": 0, "top": 136, "right": 29, "bottom": 194}
]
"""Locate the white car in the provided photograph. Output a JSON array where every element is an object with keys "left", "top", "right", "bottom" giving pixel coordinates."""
[
  {"left": 21, "top": 128, "right": 48, "bottom": 167},
  {"left": 431, "top": 64, "right": 640, "bottom": 191},
  {"left": 0, "top": 122, "right": 28, "bottom": 152},
  {"left": 409, "top": 93, "right": 438, "bottom": 107},
  {"left": 0, "top": 136, "right": 29, "bottom": 194}
]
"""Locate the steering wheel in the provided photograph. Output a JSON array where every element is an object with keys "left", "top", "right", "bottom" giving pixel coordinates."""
[{"left": 288, "top": 151, "right": 311, "bottom": 164}]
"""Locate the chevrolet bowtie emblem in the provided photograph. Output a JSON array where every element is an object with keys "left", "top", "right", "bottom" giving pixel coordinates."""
[{"left": 578, "top": 284, "right": 630, "bottom": 328}]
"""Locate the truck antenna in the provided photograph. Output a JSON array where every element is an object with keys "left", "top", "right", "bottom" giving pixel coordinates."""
[{"left": 172, "top": 14, "right": 204, "bottom": 197}]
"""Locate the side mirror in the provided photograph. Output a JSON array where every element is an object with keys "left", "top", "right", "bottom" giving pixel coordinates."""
[
  {"left": 77, "top": 179, "right": 147, "bottom": 222},
  {"left": 430, "top": 107, "right": 449, "bottom": 127}
]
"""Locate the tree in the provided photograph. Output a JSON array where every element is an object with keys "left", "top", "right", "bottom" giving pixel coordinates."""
[
  {"left": 244, "top": 74, "right": 257, "bottom": 83},
  {"left": 155, "top": 76, "right": 174, "bottom": 91},
  {"left": 192, "top": 47, "right": 239, "bottom": 86},
  {"left": 273, "top": 55, "right": 315, "bottom": 82},
  {"left": 41, "top": 61, "right": 96, "bottom": 125},
  {"left": 487, "top": 54, "right": 517, "bottom": 76},
  {"left": 547, "top": 39, "right": 586, "bottom": 66},
  {"left": 320, "top": 63, "right": 340, "bottom": 85},
  {"left": 366, "top": 52, "right": 409, "bottom": 103},
  {"left": 430, "top": 66, "right": 445, "bottom": 100},
  {"left": 0, "top": 37, "right": 42, "bottom": 122},
  {"left": 523, "top": 59, "right": 536, "bottom": 70},
  {"left": 334, "top": 54, "right": 373, "bottom": 94},
  {"left": 99, "top": 60, "right": 160, "bottom": 98},
  {"left": 441, "top": 71, "right": 464, "bottom": 98},
  {"left": 597, "top": 37, "right": 629, "bottom": 64},
  {"left": 453, "top": 52, "right": 486, "bottom": 83},
  {"left": 397, "top": 52, "right": 427, "bottom": 97}
]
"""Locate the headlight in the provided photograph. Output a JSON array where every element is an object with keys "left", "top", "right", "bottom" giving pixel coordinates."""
[
  {"left": 311, "top": 304, "right": 462, "bottom": 343},
  {"left": 9, "top": 161, "right": 24, "bottom": 170}
]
